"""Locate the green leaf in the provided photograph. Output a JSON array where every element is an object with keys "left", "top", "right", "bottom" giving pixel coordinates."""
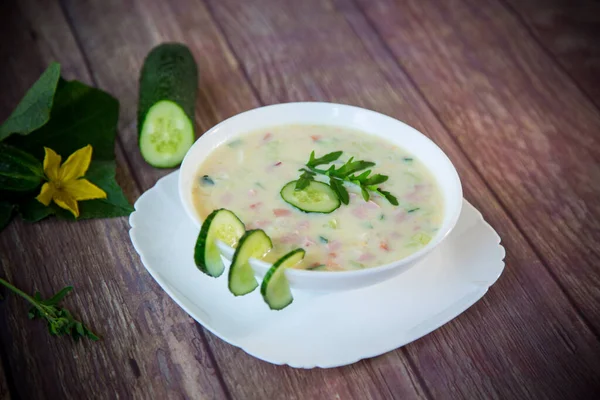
[
  {"left": 377, "top": 189, "right": 399, "bottom": 206},
  {"left": 0, "top": 63, "right": 61, "bottom": 141},
  {"left": 0, "top": 201, "right": 15, "bottom": 231},
  {"left": 18, "top": 197, "right": 55, "bottom": 222},
  {"left": 43, "top": 286, "right": 73, "bottom": 306},
  {"left": 361, "top": 187, "right": 370, "bottom": 202},
  {"left": 329, "top": 178, "right": 349, "bottom": 205},
  {"left": 84, "top": 326, "right": 100, "bottom": 341},
  {"left": 333, "top": 160, "right": 375, "bottom": 178},
  {"left": 75, "top": 322, "right": 85, "bottom": 336},
  {"left": 6, "top": 79, "right": 119, "bottom": 161},
  {"left": 362, "top": 174, "right": 388, "bottom": 186},
  {"left": 295, "top": 169, "right": 315, "bottom": 190},
  {"left": 307, "top": 151, "right": 343, "bottom": 167},
  {"left": 349, "top": 170, "right": 371, "bottom": 182}
]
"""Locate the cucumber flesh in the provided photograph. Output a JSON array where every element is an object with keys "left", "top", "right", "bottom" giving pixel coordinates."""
[
  {"left": 261, "top": 248, "right": 305, "bottom": 310},
  {"left": 194, "top": 209, "right": 245, "bottom": 277},
  {"left": 280, "top": 180, "right": 340, "bottom": 213},
  {"left": 228, "top": 229, "right": 273, "bottom": 296},
  {"left": 139, "top": 100, "right": 194, "bottom": 168}
]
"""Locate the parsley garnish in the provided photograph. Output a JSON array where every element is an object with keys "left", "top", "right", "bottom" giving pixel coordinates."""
[{"left": 293, "top": 150, "right": 398, "bottom": 206}]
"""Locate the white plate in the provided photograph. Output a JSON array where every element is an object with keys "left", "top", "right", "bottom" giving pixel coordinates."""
[{"left": 129, "top": 171, "right": 505, "bottom": 368}]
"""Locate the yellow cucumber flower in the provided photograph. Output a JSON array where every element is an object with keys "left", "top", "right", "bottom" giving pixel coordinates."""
[{"left": 36, "top": 145, "right": 107, "bottom": 218}]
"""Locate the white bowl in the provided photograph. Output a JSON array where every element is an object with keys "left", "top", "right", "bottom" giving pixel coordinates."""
[{"left": 179, "top": 102, "right": 463, "bottom": 292}]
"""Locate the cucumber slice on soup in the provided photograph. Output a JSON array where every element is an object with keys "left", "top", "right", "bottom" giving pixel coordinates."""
[
  {"left": 261, "top": 248, "right": 305, "bottom": 310},
  {"left": 280, "top": 180, "right": 340, "bottom": 213},
  {"left": 228, "top": 229, "right": 273, "bottom": 296},
  {"left": 194, "top": 209, "right": 245, "bottom": 277}
]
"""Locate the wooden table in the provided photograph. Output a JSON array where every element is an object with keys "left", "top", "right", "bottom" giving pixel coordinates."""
[{"left": 1, "top": 0, "right": 599, "bottom": 398}]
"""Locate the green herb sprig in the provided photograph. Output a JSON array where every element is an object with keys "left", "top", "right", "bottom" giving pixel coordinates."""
[
  {"left": 0, "top": 278, "right": 99, "bottom": 341},
  {"left": 294, "top": 151, "right": 399, "bottom": 205}
]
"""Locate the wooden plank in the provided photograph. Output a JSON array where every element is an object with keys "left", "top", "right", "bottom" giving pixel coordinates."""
[
  {"left": 0, "top": 1, "right": 227, "bottom": 398},
  {"left": 206, "top": 0, "right": 600, "bottom": 398},
  {"left": 502, "top": 0, "right": 600, "bottom": 109},
  {"left": 352, "top": 0, "right": 600, "bottom": 336},
  {"left": 0, "top": 355, "right": 10, "bottom": 400},
  {"left": 59, "top": 0, "right": 427, "bottom": 399}
]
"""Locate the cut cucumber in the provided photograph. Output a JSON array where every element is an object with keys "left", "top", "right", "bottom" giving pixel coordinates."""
[
  {"left": 228, "top": 229, "right": 273, "bottom": 296},
  {"left": 138, "top": 43, "right": 198, "bottom": 168},
  {"left": 260, "top": 248, "right": 305, "bottom": 310},
  {"left": 280, "top": 180, "right": 340, "bottom": 213},
  {"left": 139, "top": 100, "right": 194, "bottom": 168},
  {"left": 194, "top": 209, "right": 245, "bottom": 277}
]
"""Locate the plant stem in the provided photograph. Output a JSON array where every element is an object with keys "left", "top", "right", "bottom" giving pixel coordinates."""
[
  {"left": 0, "top": 277, "right": 52, "bottom": 318},
  {"left": 0, "top": 277, "right": 37, "bottom": 304}
]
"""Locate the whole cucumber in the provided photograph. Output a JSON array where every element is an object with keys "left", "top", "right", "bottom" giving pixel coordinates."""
[{"left": 137, "top": 43, "right": 198, "bottom": 168}]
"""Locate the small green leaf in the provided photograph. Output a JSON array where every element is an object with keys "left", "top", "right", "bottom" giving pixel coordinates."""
[
  {"left": 361, "top": 187, "right": 370, "bottom": 202},
  {"left": 333, "top": 160, "right": 375, "bottom": 178},
  {"left": 349, "top": 170, "right": 371, "bottom": 182},
  {"left": 307, "top": 151, "right": 343, "bottom": 167},
  {"left": 295, "top": 169, "right": 315, "bottom": 190},
  {"left": 0, "top": 63, "right": 61, "bottom": 141},
  {"left": 363, "top": 174, "right": 388, "bottom": 186},
  {"left": 44, "top": 286, "right": 73, "bottom": 306},
  {"left": 329, "top": 178, "right": 349, "bottom": 205},
  {"left": 76, "top": 322, "right": 85, "bottom": 336},
  {"left": 377, "top": 189, "right": 399, "bottom": 206},
  {"left": 85, "top": 327, "right": 100, "bottom": 341}
]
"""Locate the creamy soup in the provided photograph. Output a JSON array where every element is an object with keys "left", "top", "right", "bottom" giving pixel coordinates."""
[{"left": 192, "top": 124, "right": 444, "bottom": 271}]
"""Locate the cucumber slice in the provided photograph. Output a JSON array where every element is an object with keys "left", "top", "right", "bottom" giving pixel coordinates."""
[
  {"left": 139, "top": 100, "right": 194, "bottom": 168},
  {"left": 138, "top": 43, "right": 198, "bottom": 168},
  {"left": 280, "top": 180, "right": 340, "bottom": 213},
  {"left": 229, "top": 229, "right": 273, "bottom": 296},
  {"left": 194, "top": 209, "right": 245, "bottom": 277},
  {"left": 260, "top": 248, "right": 305, "bottom": 310}
]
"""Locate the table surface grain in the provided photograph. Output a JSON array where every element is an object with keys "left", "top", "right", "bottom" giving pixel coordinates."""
[{"left": 1, "top": 0, "right": 600, "bottom": 399}]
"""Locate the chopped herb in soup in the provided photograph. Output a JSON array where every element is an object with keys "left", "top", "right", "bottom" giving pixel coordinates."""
[{"left": 192, "top": 124, "right": 444, "bottom": 271}]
